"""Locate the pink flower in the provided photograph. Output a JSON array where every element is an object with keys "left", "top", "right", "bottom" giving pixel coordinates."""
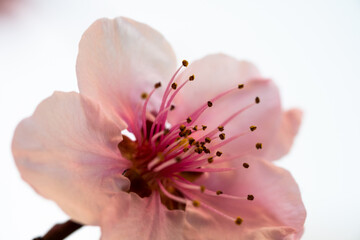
[{"left": 12, "top": 17, "right": 306, "bottom": 239}]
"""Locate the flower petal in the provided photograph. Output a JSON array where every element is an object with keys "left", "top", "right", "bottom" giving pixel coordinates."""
[
  {"left": 191, "top": 157, "right": 306, "bottom": 239},
  {"left": 168, "top": 54, "right": 283, "bottom": 160},
  {"left": 76, "top": 17, "right": 177, "bottom": 135},
  {"left": 100, "top": 192, "right": 194, "bottom": 240},
  {"left": 264, "top": 108, "right": 303, "bottom": 161},
  {"left": 12, "top": 92, "right": 131, "bottom": 225}
]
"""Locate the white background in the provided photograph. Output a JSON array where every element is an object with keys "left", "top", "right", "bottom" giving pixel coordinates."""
[{"left": 1, "top": 0, "right": 359, "bottom": 239}]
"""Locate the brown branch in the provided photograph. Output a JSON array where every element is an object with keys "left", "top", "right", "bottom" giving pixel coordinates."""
[{"left": 33, "top": 220, "right": 83, "bottom": 240}]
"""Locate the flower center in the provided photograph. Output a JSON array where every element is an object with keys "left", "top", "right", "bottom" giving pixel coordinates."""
[{"left": 119, "top": 60, "right": 261, "bottom": 224}]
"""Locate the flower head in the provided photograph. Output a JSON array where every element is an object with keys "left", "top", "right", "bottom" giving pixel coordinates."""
[{"left": 12, "top": 17, "right": 306, "bottom": 239}]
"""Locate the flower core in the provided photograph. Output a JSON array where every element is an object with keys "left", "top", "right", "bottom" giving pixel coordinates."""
[{"left": 120, "top": 61, "right": 261, "bottom": 224}]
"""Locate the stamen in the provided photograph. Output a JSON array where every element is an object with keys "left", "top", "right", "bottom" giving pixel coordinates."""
[
  {"left": 250, "top": 126, "right": 257, "bottom": 131},
  {"left": 235, "top": 217, "right": 243, "bottom": 225},
  {"left": 186, "top": 117, "right": 192, "bottom": 123},
  {"left": 208, "top": 157, "right": 214, "bottom": 163},
  {"left": 189, "top": 75, "right": 195, "bottom": 81},
  {"left": 216, "top": 151, "right": 222, "bottom": 157},
  {"left": 255, "top": 96, "right": 260, "bottom": 104},
  {"left": 247, "top": 195, "right": 254, "bottom": 201},
  {"left": 192, "top": 200, "right": 200, "bottom": 207},
  {"left": 207, "top": 101, "right": 213, "bottom": 107},
  {"left": 238, "top": 84, "right": 244, "bottom": 89},
  {"left": 170, "top": 105, "right": 175, "bottom": 110},
  {"left": 216, "top": 190, "right": 223, "bottom": 195},
  {"left": 205, "top": 137, "right": 211, "bottom": 143},
  {"left": 157, "top": 180, "right": 187, "bottom": 205},
  {"left": 154, "top": 82, "right": 162, "bottom": 88},
  {"left": 202, "top": 125, "right": 207, "bottom": 130},
  {"left": 171, "top": 82, "right": 177, "bottom": 90},
  {"left": 218, "top": 126, "right": 224, "bottom": 132},
  {"left": 200, "top": 185, "right": 206, "bottom": 193},
  {"left": 219, "top": 133, "right": 226, "bottom": 140},
  {"left": 256, "top": 143, "right": 262, "bottom": 149},
  {"left": 243, "top": 163, "right": 250, "bottom": 168},
  {"left": 141, "top": 92, "right": 148, "bottom": 99},
  {"left": 192, "top": 125, "right": 198, "bottom": 131},
  {"left": 182, "top": 60, "right": 189, "bottom": 67}
]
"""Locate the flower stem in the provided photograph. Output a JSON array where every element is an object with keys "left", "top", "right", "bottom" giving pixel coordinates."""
[{"left": 33, "top": 220, "right": 83, "bottom": 240}]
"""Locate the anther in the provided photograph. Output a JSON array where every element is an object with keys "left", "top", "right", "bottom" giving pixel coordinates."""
[
  {"left": 204, "top": 148, "right": 211, "bottom": 154},
  {"left": 216, "top": 190, "right": 223, "bottom": 195},
  {"left": 175, "top": 157, "right": 182, "bottom": 162},
  {"left": 154, "top": 82, "right": 162, "bottom": 88},
  {"left": 207, "top": 101, "right": 213, "bottom": 107},
  {"left": 185, "top": 129, "right": 192, "bottom": 136},
  {"left": 255, "top": 97, "right": 260, "bottom": 104},
  {"left": 189, "top": 75, "right": 195, "bottom": 81},
  {"left": 179, "top": 125, "right": 186, "bottom": 131},
  {"left": 187, "top": 117, "right": 192, "bottom": 123},
  {"left": 182, "top": 60, "right": 189, "bottom": 67},
  {"left": 200, "top": 186, "right": 206, "bottom": 193},
  {"left": 183, "top": 147, "right": 189, "bottom": 152},
  {"left": 194, "top": 147, "right": 203, "bottom": 154},
  {"left": 219, "top": 133, "right": 226, "bottom": 140},
  {"left": 238, "top": 84, "right": 244, "bottom": 89},
  {"left": 202, "top": 125, "right": 207, "bottom": 131},
  {"left": 218, "top": 126, "right": 224, "bottom": 132},
  {"left": 243, "top": 163, "right": 249, "bottom": 168},
  {"left": 164, "top": 129, "right": 170, "bottom": 135},
  {"left": 170, "top": 105, "right": 175, "bottom": 111},
  {"left": 192, "top": 200, "right": 200, "bottom": 207},
  {"left": 247, "top": 195, "right": 254, "bottom": 201},
  {"left": 235, "top": 217, "right": 243, "bottom": 225},
  {"left": 141, "top": 92, "right": 148, "bottom": 99},
  {"left": 208, "top": 157, "right": 214, "bottom": 163},
  {"left": 192, "top": 125, "right": 198, "bottom": 131},
  {"left": 188, "top": 137, "right": 195, "bottom": 145},
  {"left": 216, "top": 151, "right": 223, "bottom": 157},
  {"left": 205, "top": 137, "right": 211, "bottom": 143},
  {"left": 171, "top": 82, "right": 177, "bottom": 90},
  {"left": 256, "top": 143, "right": 262, "bottom": 149},
  {"left": 250, "top": 126, "right": 257, "bottom": 131}
]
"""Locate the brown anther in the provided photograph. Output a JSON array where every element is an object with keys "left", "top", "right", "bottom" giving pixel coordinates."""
[
  {"left": 250, "top": 126, "right": 257, "bottom": 131},
  {"left": 192, "top": 125, "right": 198, "bottom": 131},
  {"left": 141, "top": 92, "right": 148, "bottom": 99},
  {"left": 216, "top": 151, "right": 222, "bottom": 157},
  {"left": 175, "top": 157, "right": 182, "bottom": 162},
  {"left": 179, "top": 125, "right": 186, "bottom": 131},
  {"left": 243, "top": 163, "right": 249, "bottom": 168},
  {"left": 185, "top": 129, "right": 192, "bottom": 136},
  {"left": 170, "top": 105, "right": 175, "bottom": 111},
  {"left": 219, "top": 133, "right": 226, "bottom": 140},
  {"left": 194, "top": 147, "right": 203, "bottom": 154},
  {"left": 189, "top": 75, "right": 195, "bottom": 81},
  {"left": 216, "top": 190, "right": 223, "bottom": 195},
  {"left": 235, "top": 217, "right": 243, "bottom": 225},
  {"left": 182, "top": 60, "right": 189, "bottom": 67},
  {"left": 183, "top": 147, "right": 189, "bottom": 152},
  {"left": 164, "top": 129, "right": 170, "bottom": 135},
  {"left": 179, "top": 131, "right": 185, "bottom": 137},
  {"left": 200, "top": 142, "right": 206, "bottom": 147},
  {"left": 218, "top": 126, "right": 224, "bottom": 132},
  {"left": 202, "top": 125, "right": 207, "bottom": 131},
  {"left": 171, "top": 82, "right": 177, "bottom": 90},
  {"left": 204, "top": 148, "right": 211, "bottom": 154},
  {"left": 154, "top": 82, "right": 162, "bottom": 88},
  {"left": 188, "top": 137, "right": 195, "bottom": 145},
  {"left": 256, "top": 143, "right": 262, "bottom": 150},
  {"left": 200, "top": 186, "right": 206, "bottom": 193},
  {"left": 205, "top": 137, "right": 211, "bottom": 143},
  {"left": 192, "top": 200, "right": 200, "bottom": 207},
  {"left": 238, "top": 84, "right": 244, "bottom": 89},
  {"left": 176, "top": 137, "right": 181, "bottom": 141},
  {"left": 207, "top": 157, "right": 214, "bottom": 163},
  {"left": 195, "top": 141, "right": 200, "bottom": 147},
  {"left": 207, "top": 101, "right": 213, "bottom": 107},
  {"left": 186, "top": 117, "right": 192, "bottom": 123},
  {"left": 247, "top": 195, "right": 254, "bottom": 201},
  {"left": 255, "top": 96, "right": 260, "bottom": 104}
]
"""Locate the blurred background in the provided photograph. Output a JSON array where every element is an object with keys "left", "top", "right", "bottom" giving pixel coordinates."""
[{"left": 1, "top": 0, "right": 359, "bottom": 239}]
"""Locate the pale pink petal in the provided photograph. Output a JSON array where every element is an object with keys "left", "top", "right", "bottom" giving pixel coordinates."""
[
  {"left": 168, "top": 54, "right": 282, "bottom": 159},
  {"left": 12, "top": 92, "right": 131, "bottom": 225},
  {"left": 191, "top": 157, "right": 306, "bottom": 239},
  {"left": 100, "top": 192, "right": 196, "bottom": 240},
  {"left": 264, "top": 109, "right": 303, "bottom": 161},
  {"left": 76, "top": 17, "right": 177, "bottom": 134}
]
